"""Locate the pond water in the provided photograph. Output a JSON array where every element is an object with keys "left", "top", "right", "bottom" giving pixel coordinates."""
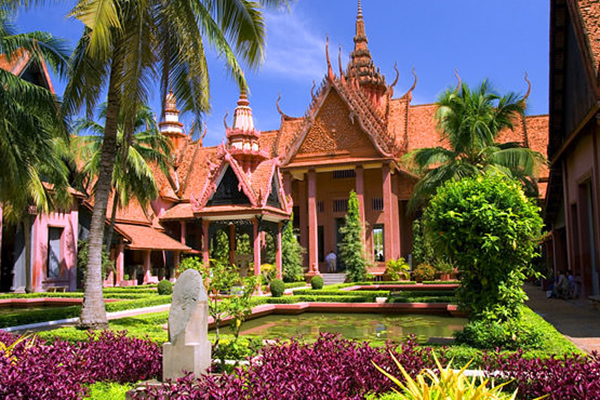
[{"left": 226, "top": 313, "right": 466, "bottom": 343}]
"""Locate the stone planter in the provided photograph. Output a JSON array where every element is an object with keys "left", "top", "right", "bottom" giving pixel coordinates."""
[
  {"left": 119, "top": 279, "right": 138, "bottom": 287},
  {"left": 375, "top": 297, "right": 388, "bottom": 304}
]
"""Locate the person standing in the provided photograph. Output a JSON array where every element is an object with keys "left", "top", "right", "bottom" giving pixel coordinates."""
[{"left": 325, "top": 250, "right": 337, "bottom": 272}]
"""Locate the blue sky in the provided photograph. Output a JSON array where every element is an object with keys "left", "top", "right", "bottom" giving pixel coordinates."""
[{"left": 15, "top": 0, "right": 550, "bottom": 147}]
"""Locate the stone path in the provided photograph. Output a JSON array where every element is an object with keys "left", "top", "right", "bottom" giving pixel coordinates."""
[{"left": 525, "top": 283, "right": 600, "bottom": 353}]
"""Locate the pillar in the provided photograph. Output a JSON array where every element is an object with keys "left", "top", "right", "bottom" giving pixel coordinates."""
[
  {"left": 307, "top": 169, "right": 319, "bottom": 275},
  {"left": 116, "top": 243, "right": 125, "bottom": 284},
  {"left": 180, "top": 221, "right": 186, "bottom": 245},
  {"left": 173, "top": 251, "right": 180, "bottom": 280},
  {"left": 202, "top": 219, "right": 210, "bottom": 265},
  {"left": 382, "top": 164, "right": 397, "bottom": 261},
  {"left": 229, "top": 224, "right": 236, "bottom": 266},
  {"left": 253, "top": 218, "right": 262, "bottom": 294},
  {"left": 143, "top": 250, "right": 151, "bottom": 284},
  {"left": 391, "top": 172, "right": 401, "bottom": 258},
  {"left": 276, "top": 222, "right": 283, "bottom": 280},
  {"left": 355, "top": 165, "right": 366, "bottom": 235}
]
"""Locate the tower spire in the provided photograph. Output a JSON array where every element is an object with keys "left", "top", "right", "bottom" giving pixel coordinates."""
[
  {"left": 346, "top": 0, "right": 386, "bottom": 101},
  {"left": 159, "top": 90, "right": 187, "bottom": 153}
]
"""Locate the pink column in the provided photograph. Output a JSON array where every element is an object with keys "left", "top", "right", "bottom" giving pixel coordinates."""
[
  {"left": 382, "top": 164, "right": 396, "bottom": 261},
  {"left": 298, "top": 179, "right": 308, "bottom": 258},
  {"left": 307, "top": 169, "right": 320, "bottom": 276},
  {"left": 143, "top": 250, "right": 151, "bottom": 284},
  {"left": 276, "top": 222, "right": 283, "bottom": 280},
  {"left": 202, "top": 219, "right": 210, "bottom": 264},
  {"left": 116, "top": 243, "right": 125, "bottom": 285},
  {"left": 180, "top": 221, "right": 186, "bottom": 245},
  {"left": 391, "top": 174, "right": 401, "bottom": 258},
  {"left": 173, "top": 251, "right": 180, "bottom": 280},
  {"left": 355, "top": 165, "right": 366, "bottom": 235}
]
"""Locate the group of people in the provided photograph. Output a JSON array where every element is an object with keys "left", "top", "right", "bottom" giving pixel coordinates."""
[{"left": 549, "top": 270, "right": 576, "bottom": 299}]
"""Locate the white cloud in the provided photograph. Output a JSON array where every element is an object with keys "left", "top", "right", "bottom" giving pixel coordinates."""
[{"left": 262, "top": 9, "right": 331, "bottom": 82}]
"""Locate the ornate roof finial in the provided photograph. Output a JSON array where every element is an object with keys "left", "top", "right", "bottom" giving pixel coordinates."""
[
  {"left": 389, "top": 62, "right": 400, "bottom": 90},
  {"left": 276, "top": 93, "right": 291, "bottom": 119},
  {"left": 358, "top": 0, "right": 363, "bottom": 19},
  {"left": 454, "top": 69, "right": 462, "bottom": 93},
  {"left": 338, "top": 44, "right": 345, "bottom": 84},
  {"left": 223, "top": 109, "right": 229, "bottom": 130},
  {"left": 523, "top": 72, "right": 532, "bottom": 102},
  {"left": 326, "top": 35, "right": 334, "bottom": 81},
  {"left": 232, "top": 90, "right": 254, "bottom": 131},
  {"left": 402, "top": 67, "right": 418, "bottom": 98}
]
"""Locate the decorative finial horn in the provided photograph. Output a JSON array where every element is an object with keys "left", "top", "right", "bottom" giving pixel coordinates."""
[
  {"left": 523, "top": 72, "right": 531, "bottom": 101},
  {"left": 390, "top": 62, "right": 400, "bottom": 89},
  {"left": 454, "top": 69, "right": 462, "bottom": 92},
  {"left": 326, "top": 35, "right": 334, "bottom": 81},
  {"left": 201, "top": 122, "right": 207, "bottom": 141},
  {"left": 311, "top": 80, "right": 316, "bottom": 99},
  {"left": 223, "top": 109, "right": 229, "bottom": 130},
  {"left": 276, "top": 92, "right": 290, "bottom": 119},
  {"left": 338, "top": 44, "right": 345, "bottom": 83},
  {"left": 402, "top": 67, "right": 418, "bottom": 98}
]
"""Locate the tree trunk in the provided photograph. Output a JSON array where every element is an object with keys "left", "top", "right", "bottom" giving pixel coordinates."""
[
  {"left": 78, "top": 56, "right": 122, "bottom": 330},
  {"left": 23, "top": 213, "right": 33, "bottom": 293},
  {"left": 104, "top": 194, "right": 119, "bottom": 249}
]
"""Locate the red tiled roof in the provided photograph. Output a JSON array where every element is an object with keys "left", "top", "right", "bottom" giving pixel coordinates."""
[
  {"left": 181, "top": 145, "right": 220, "bottom": 200},
  {"left": 0, "top": 49, "right": 30, "bottom": 75},
  {"left": 575, "top": 0, "right": 600, "bottom": 80},
  {"left": 160, "top": 203, "right": 194, "bottom": 220},
  {"left": 116, "top": 223, "right": 191, "bottom": 251}
]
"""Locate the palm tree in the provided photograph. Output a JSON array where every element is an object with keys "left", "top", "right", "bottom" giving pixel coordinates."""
[
  {"left": 72, "top": 103, "right": 173, "bottom": 249},
  {"left": 0, "top": 8, "right": 71, "bottom": 292},
  {"left": 63, "top": 0, "right": 288, "bottom": 329},
  {"left": 404, "top": 80, "right": 545, "bottom": 212}
]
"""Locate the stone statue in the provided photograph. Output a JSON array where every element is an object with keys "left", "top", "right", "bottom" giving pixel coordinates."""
[{"left": 163, "top": 269, "right": 211, "bottom": 380}]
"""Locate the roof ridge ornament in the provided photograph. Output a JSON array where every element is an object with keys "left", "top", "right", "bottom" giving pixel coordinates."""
[
  {"left": 454, "top": 69, "right": 462, "bottom": 93},
  {"left": 326, "top": 35, "right": 334, "bottom": 82},
  {"left": 276, "top": 93, "right": 291, "bottom": 119},
  {"left": 401, "top": 67, "right": 418, "bottom": 98},
  {"left": 523, "top": 71, "right": 532, "bottom": 102}
]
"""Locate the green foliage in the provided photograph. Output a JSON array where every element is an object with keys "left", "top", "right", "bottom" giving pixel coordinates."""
[
  {"left": 455, "top": 314, "right": 543, "bottom": 351},
  {"left": 77, "top": 239, "right": 114, "bottom": 279},
  {"left": 403, "top": 80, "right": 545, "bottom": 211},
  {"left": 282, "top": 215, "right": 306, "bottom": 282},
  {"left": 424, "top": 175, "right": 544, "bottom": 321},
  {"left": 177, "top": 256, "right": 205, "bottom": 275},
  {"left": 211, "top": 230, "right": 230, "bottom": 264},
  {"left": 339, "top": 190, "right": 368, "bottom": 282},
  {"left": 371, "top": 353, "right": 518, "bottom": 400},
  {"left": 157, "top": 280, "right": 173, "bottom": 295},
  {"left": 311, "top": 275, "right": 324, "bottom": 290},
  {"left": 284, "top": 281, "right": 308, "bottom": 289},
  {"left": 260, "top": 263, "right": 276, "bottom": 286},
  {"left": 413, "top": 263, "right": 436, "bottom": 282},
  {"left": 385, "top": 258, "right": 410, "bottom": 281},
  {"left": 411, "top": 219, "right": 435, "bottom": 266},
  {"left": 85, "top": 382, "right": 134, "bottom": 400},
  {"left": 269, "top": 278, "right": 285, "bottom": 298}
]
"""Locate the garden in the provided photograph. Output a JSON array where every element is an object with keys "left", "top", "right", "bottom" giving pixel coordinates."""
[{"left": 1, "top": 175, "right": 598, "bottom": 399}]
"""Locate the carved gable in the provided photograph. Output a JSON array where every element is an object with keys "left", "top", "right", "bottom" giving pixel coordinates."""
[
  {"left": 207, "top": 166, "right": 251, "bottom": 206},
  {"left": 294, "top": 90, "right": 381, "bottom": 161}
]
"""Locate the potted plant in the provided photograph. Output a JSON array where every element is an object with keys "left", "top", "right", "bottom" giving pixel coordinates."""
[
  {"left": 413, "top": 263, "right": 436, "bottom": 283},
  {"left": 385, "top": 258, "right": 411, "bottom": 281},
  {"left": 435, "top": 258, "right": 455, "bottom": 281}
]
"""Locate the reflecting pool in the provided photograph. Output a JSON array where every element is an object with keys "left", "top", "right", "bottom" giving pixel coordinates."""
[{"left": 226, "top": 312, "right": 466, "bottom": 343}]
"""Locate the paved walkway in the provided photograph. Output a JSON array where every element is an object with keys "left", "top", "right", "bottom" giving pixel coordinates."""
[{"left": 525, "top": 283, "right": 600, "bottom": 353}]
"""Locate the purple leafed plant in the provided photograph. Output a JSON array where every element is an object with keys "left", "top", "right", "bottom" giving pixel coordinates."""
[
  {"left": 137, "top": 334, "right": 439, "bottom": 400},
  {"left": 482, "top": 350, "right": 600, "bottom": 400},
  {"left": 0, "top": 330, "right": 161, "bottom": 400}
]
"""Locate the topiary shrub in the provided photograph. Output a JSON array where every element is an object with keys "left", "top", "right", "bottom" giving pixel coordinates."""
[
  {"left": 424, "top": 174, "right": 544, "bottom": 321},
  {"left": 339, "top": 190, "right": 368, "bottom": 282},
  {"left": 157, "top": 280, "right": 173, "bottom": 295},
  {"left": 311, "top": 275, "right": 324, "bottom": 290},
  {"left": 282, "top": 212, "right": 306, "bottom": 282},
  {"left": 269, "top": 278, "right": 285, "bottom": 298}
]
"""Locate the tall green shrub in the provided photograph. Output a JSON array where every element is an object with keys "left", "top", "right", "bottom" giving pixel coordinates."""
[
  {"left": 411, "top": 219, "right": 434, "bottom": 267},
  {"left": 423, "top": 175, "right": 543, "bottom": 321},
  {"left": 339, "top": 190, "right": 367, "bottom": 282},
  {"left": 282, "top": 213, "right": 305, "bottom": 282}
]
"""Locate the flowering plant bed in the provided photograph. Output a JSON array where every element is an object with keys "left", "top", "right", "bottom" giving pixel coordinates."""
[{"left": 0, "top": 330, "right": 161, "bottom": 399}]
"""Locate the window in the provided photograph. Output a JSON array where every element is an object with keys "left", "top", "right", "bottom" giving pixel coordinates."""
[
  {"left": 317, "top": 201, "right": 324, "bottom": 213},
  {"left": 47, "top": 227, "right": 63, "bottom": 278},
  {"left": 373, "top": 225, "right": 384, "bottom": 262},
  {"left": 372, "top": 198, "right": 384, "bottom": 211},
  {"left": 333, "top": 199, "right": 349, "bottom": 213},
  {"left": 333, "top": 170, "right": 356, "bottom": 179}
]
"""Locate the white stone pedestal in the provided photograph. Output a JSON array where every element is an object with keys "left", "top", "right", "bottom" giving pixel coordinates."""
[{"left": 162, "top": 340, "right": 211, "bottom": 380}]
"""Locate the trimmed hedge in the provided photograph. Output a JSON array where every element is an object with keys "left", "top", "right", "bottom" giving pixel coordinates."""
[
  {"left": 284, "top": 281, "right": 308, "bottom": 289},
  {"left": 293, "top": 289, "right": 391, "bottom": 297}
]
